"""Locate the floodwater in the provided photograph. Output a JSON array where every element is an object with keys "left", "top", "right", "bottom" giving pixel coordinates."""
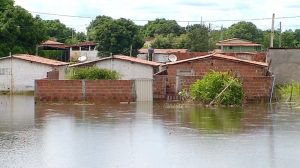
[{"left": 1, "top": 96, "right": 300, "bottom": 168}]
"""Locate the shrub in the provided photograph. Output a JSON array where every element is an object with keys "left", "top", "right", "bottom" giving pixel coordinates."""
[
  {"left": 190, "top": 71, "right": 244, "bottom": 105},
  {"left": 277, "top": 82, "right": 300, "bottom": 102},
  {"left": 69, "top": 67, "right": 120, "bottom": 80}
]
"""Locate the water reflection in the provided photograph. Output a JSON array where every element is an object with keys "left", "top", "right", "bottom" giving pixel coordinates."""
[{"left": 1, "top": 96, "right": 300, "bottom": 168}]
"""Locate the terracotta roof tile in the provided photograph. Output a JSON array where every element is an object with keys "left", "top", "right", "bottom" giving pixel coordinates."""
[
  {"left": 216, "top": 38, "right": 262, "bottom": 46},
  {"left": 42, "top": 40, "right": 64, "bottom": 45},
  {"left": 167, "top": 53, "right": 268, "bottom": 67},
  {"left": 13, "top": 54, "right": 69, "bottom": 66},
  {"left": 139, "top": 49, "right": 188, "bottom": 54}
]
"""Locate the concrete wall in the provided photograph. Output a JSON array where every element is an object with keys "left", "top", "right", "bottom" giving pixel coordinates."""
[
  {"left": 94, "top": 59, "right": 154, "bottom": 79},
  {"left": 268, "top": 49, "right": 300, "bottom": 84},
  {"left": 70, "top": 51, "right": 98, "bottom": 62},
  {"left": 35, "top": 80, "right": 134, "bottom": 102},
  {"left": 0, "top": 58, "right": 67, "bottom": 92}
]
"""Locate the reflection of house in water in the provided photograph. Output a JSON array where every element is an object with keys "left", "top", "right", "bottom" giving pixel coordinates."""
[{"left": 69, "top": 41, "right": 98, "bottom": 62}]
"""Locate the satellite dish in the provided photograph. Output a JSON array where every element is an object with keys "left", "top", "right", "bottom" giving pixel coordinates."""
[
  {"left": 168, "top": 54, "right": 177, "bottom": 62},
  {"left": 78, "top": 56, "right": 87, "bottom": 62}
]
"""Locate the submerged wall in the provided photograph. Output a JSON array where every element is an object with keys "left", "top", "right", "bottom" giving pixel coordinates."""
[{"left": 35, "top": 80, "right": 134, "bottom": 102}]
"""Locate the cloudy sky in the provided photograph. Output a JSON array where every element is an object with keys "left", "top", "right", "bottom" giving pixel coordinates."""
[{"left": 14, "top": 0, "right": 300, "bottom": 32}]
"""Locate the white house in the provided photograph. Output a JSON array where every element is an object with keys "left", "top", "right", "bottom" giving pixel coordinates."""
[
  {"left": 137, "top": 48, "right": 188, "bottom": 63},
  {"left": 0, "top": 54, "right": 68, "bottom": 93},
  {"left": 69, "top": 55, "right": 162, "bottom": 80}
]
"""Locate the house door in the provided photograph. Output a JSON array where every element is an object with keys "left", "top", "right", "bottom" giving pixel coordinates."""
[
  {"left": 0, "top": 68, "right": 12, "bottom": 92},
  {"left": 135, "top": 79, "right": 153, "bottom": 102}
]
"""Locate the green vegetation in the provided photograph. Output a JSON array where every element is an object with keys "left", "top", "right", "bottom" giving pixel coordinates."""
[
  {"left": 190, "top": 71, "right": 244, "bottom": 105},
  {"left": 69, "top": 67, "right": 120, "bottom": 80},
  {"left": 277, "top": 82, "right": 300, "bottom": 102},
  {"left": 87, "top": 16, "right": 144, "bottom": 57},
  {"left": 2, "top": 1, "right": 300, "bottom": 58}
]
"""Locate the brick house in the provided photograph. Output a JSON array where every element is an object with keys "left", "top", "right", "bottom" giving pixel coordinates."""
[{"left": 154, "top": 53, "right": 272, "bottom": 101}]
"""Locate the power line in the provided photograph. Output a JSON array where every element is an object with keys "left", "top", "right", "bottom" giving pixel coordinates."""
[
  {"left": 29, "top": 11, "right": 92, "bottom": 19},
  {"left": 29, "top": 10, "right": 300, "bottom": 23}
]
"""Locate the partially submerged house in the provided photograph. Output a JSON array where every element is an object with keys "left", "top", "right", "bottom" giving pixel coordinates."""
[
  {"left": 216, "top": 38, "right": 262, "bottom": 53},
  {"left": 137, "top": 48, "right": 188, "bottom": 63},
  {"left": 154, "top": 53, "right": 272, "bottom": 101},
  {"left": 70, "top": 55, "right": 162, "bottom": 80},
  {"left": 0, "top": 54, "right": 68, "bottom": 93}
]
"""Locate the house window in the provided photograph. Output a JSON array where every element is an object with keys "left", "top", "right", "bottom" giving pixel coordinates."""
[{"left": 229, "top": 46, "right": 233, "bottom": 49}]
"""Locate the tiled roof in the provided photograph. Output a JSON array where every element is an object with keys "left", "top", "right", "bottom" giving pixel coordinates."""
[
  {"left": 70, "top": 55, "right": 162, "bottom": 67},
  {"left": 167, "top": 53, "right": 268, "bottom": 67},
  {"left": 139, "top": 49, "right": 188, "bottom": 54},
  {"left": 42, "top": 40, "right": 64, "bottom": 45},
  {"left": 13, "top": 54, "right": 69, "bottom": 66}
]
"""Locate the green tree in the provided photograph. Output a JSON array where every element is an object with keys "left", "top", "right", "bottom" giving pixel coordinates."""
[
  {"left": 186, "top": 24, "right": 209, "bottom": 52},
  {"left": 151, "top": 34, "right": 188, "bottom": 49},
  {"left": 87, "top": 16, "right": 144, "bottom": 57},
  {"left": 0, "top": 1, "right": 47, "bottom": 57},
  {"left": 224, "top": 21, "right": 262, "bottom": 43},
  {"left": 281, "top": 30, "right": 298, "bottom": 48},
  {"left": 142, "top": 18, "right": 185, "bottom": 38},
  {"left": 42, "top": 19, "right": 73, "bottom": 43}
]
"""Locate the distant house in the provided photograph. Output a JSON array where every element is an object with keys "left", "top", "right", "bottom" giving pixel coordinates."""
[
  {"left": 0, "top": 54, "right": 68, "bottom": 93},
  {"left": 216, "top": 38, "right": 262, "bottom": 53},
  {"left": 70, "top": 55, "right": 162, "bottom": 80},
  {"left": 39, "top": 40, "right": 70, "bottom": 62},
  {"left": 137, "top": 48, "right": 188, "bottom": 63},
  {"left": 69, "top": 41, "right": 98, "bottom": 62}
]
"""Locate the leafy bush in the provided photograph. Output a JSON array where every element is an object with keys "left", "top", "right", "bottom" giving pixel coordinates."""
[
  {"left": 277, "top": 82, "right": 300, "bottom": 102},
  {"left": 69, "top": 67, "right": 120, "bottom": 80},
  {"left": 190, "top": 71, "right": 244, "bottom": 105}
]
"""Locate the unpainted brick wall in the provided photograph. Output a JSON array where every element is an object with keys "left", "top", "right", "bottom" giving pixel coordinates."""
[
  {"left": 35, "top": 80, "right": 134, "bottom": 102},
  {"left": 178, "top": 76, "right": 273, "bottom": 101}
]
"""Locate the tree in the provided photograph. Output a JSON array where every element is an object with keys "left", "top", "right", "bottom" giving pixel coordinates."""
[
  {"left": 151, "top": 34, "right": 188, "bottom": 49},
  {"left": 281, "top": 30, "right": 297, "bottom": 48},
  {"left": 42, "top": 19, "right": 73, "bottom": 43},
  {"left": 186, "top": 24, "right": 209, "bottom": 52},
  {"left": 224, "top": 21, "right": 262, "bottom": 43},
  {"left": 142, "top": 18, "right": 185, "bottom": 38},
  {"left": 0, "top": 1, "right": 47, "bottom": 57},
  {"left": 87, "top": 16, "right": 144, "bottom": 57}
]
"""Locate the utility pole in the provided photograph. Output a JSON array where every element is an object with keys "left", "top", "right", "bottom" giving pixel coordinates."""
[
  {"left": 279, "top": 22, "right": 282, "bottom": 48},
  {"left": 270, "top": 13, "right": 275, "bottom": 48},
  {"left": 208, "top": 23, "right": 211, "bottom": 51},
  {"left": 220, "top": 25, "right": 224, "bottom": 51}
]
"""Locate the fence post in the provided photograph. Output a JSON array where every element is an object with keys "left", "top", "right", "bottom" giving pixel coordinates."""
[{"left": 82, "top": 80, "right": 86, "bottom": 101}]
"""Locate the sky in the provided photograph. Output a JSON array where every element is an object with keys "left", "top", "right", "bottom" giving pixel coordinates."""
[{"left": 14, "top": 0, "right": 300, "bottom": 32}]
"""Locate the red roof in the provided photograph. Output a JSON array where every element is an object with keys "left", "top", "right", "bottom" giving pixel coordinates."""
[
  {"left": 166, "top": 53, "right": 268, "bottom": 67},
  {"left": 42, "top": 40, "right": 64, "bottom": 45},
  {"left": 70, "top": 55, "right": 162, "bottom": 67},
  {"left": 12, "top": 54, "right": 69, "bottom": 66},
  {"left": 139, "top": 49, "right": 188, "bottom": 54}
]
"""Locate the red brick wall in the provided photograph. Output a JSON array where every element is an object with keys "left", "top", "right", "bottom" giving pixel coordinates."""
[
  {"left": 35, "top": 80, "right": 134, "bottom": 102},
  {"left": 220, "top": 52, "right": 266, "bottom": 62},
  {"left": 153, "top": 75, "right": 167, "bottom": 99},
  {"left": 177, "top": 76, "right": 273, "bottom": 102},
  {"left": 175, "top": 52, "right": 209, "bottom": 60}
]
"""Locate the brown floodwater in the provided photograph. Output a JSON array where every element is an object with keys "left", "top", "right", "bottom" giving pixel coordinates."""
[{"left": 1, "top": 95, "right": 300, "bottom": 168}]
